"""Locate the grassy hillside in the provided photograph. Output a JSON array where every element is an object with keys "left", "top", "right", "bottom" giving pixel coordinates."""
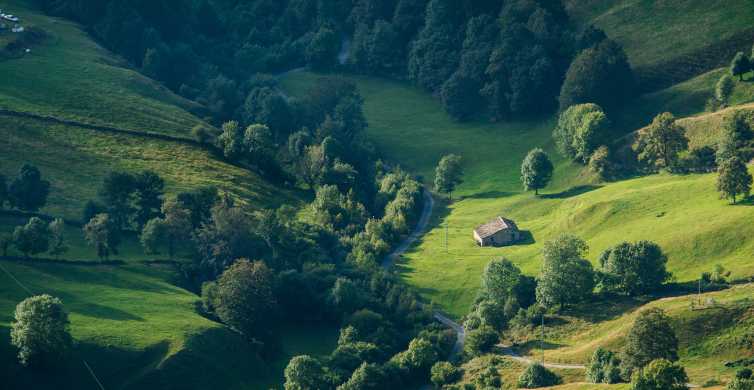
[
  {"left": 565, "top": 0, "right": 754, "bottom": 90},
  {"left": 0, "top": 1, "right": 326, "bottom": 388},
  {"left": 524, "top": 283, "right": 754, "bottom": 385},
  {"left": 0, "top": 260, "right": 337, "bottom": 389},
  {"left": 0, "top": 0, "right": 207, "bottom": 137}
]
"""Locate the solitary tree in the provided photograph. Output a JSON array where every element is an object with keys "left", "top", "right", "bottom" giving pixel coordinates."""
[
  {"left": 536, "top": 234, "right": 595, "bottom": 309},
  {"left": 731, "top": 51, "right": 750, "bottom": 81},
  {"left": 83, "top": 213, "right": 121, "bottom": 260},
  {"left": 8, "top": 164, "right": 50, "bottom": 212},
  {"left": 12, "top": 217, "right": 50, "bottom": 258},
  {"left": 11, "top": 294, "right": 72, "bottom": 366},
  {"left": 634, "top": 112, "right": 688, "bottom": 171},
  {"left": 621, "top": 308, "right": 678, "bottom": 377},
  {"left": 48, "top": 218, "right": 68, "bottom": 259},
  {"left": 717, "top": 156, "right": 752, "bottom": 204},
  {"left": 521, "top": 148, "right": 554, "bottom": 195},
  {"left": 434, "top": 154, "right": 463, "bottom": 199},
  {"left": 599, "top": 241, "right": 671, "bottom": 296}
]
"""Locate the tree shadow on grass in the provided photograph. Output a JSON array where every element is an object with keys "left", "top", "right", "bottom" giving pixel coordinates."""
[
  {"left": 461, "top": 190, "right": 515, "bottom": 200},
  {"left": 540, "top": 185, "right": 602, "bottom": 199},
  {"left": 507, "top": 339, "right": 566, "bottom": 356}
]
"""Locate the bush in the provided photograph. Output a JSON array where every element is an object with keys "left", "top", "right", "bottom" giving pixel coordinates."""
[
  {"left": 464, "top": 325, "right": 498, "bottom": 357},
  {"left": 431, "top": 361, "right": 461, "bottom": 387},
  {"left": 11, "top": 294, "right": 72, "bottom": 366},
  {"left": 630, "top": 359, "right": 687, "bottom": 390},
  {"left": 588, "top": 145, "right": 615, "bottom": 181},
  {"left": 517, "top": 363, "right": 561, "bottom": 388}
]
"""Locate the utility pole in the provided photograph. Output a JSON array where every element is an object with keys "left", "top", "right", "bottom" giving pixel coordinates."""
[{"left": 445, "top": 223, "right": 448, "bottom": 253}]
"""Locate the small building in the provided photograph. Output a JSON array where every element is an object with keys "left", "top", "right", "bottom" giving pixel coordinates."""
[{"left": 473, "top": 216, "right": 520, "bottom": 247}]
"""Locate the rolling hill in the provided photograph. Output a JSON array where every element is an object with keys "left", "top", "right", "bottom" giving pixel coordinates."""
[{"left": 0, "top": 1, "right": 328, "bottom": 388}]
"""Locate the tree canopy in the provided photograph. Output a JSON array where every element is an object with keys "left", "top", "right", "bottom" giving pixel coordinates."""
[
  {"left": 536, "top": 234, "right": 595, "bottom": 309},
  {"left": 520, "top": 148, "right": 554, "bottom": 195}
]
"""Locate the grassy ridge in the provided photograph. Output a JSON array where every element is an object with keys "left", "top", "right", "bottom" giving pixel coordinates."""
[
  {"left": 533, "top": 283, "right": 754, "bottom": 384},
  {"left": 1, "top": 116, "right": 301, "bottom": 220},
  {"left": 567, "top": 0, "right": 754, "bottom": 67},
  {"left": 0, "top": 0, "right": 208, "bottom": 137}
]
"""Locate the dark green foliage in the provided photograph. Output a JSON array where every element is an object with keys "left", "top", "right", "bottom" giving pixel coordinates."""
[
  {"left": 204, "top": 259, "right": 275, "bottom": 339},
  {"left": 218, "top": 121, "right": 245, "bottom": 161},
  {"left": 481, "top": 258, "right": 522, "bottom": 303},
  {"left": 430, "top": 361, "right": 461, "bottom": 388},
  {"left": 11, "top": 294, "right": 72, "bottom": 367},
  {"left": 83, "top": 213, "right": 121, "bottom": 260},
  {"left": 634, "top": 112, "right": 688, "bottom": 171},
  {"left": 520, "top": 148, "right": 554, "bottom": 195},
  {"left": 717, "top": 156, "right": 752, "bottom": 204},
  {"left": 330, "top": 277, "right": 367, "bottom": 315},
  {"left": 0, "top": 173, "right": 7, "bottom": 209},
  {"left": 441, "top": 72, "right": 481, "bottom": 121},
  {"left": 390, "top": 337, "right": 439, "bottom": 381},
  {"left": 517, "top": 363, "right": 561, "bottom": 388},
  {"left": 554, "top": 103, "right": 611, "bottom": 164},
  {"left": 311, "top": 185, "right": 368, "bottom": 237},
  {"left": 133, "top": 170, "right": 165, "bottom": 229},
  {"left": 82, "top": 200, "right": 105, "bottom": 225},
  {"left": 463, "top": 325, "right": 498, "bottom": 357},
  {"left": 176, "top": 186, "right": 219, "bottom": 229},
  {"left": 475, "top": 365, "right": 502, "bottom": 388},
  {"left": 686, "top": 146, "right": 717, "bottom": 173},
  {"left": 630, "top": 359, "right": 688, "bottom": 390},
  {"left": 99, "top": 171, "right": 136, "bottom": 230},
  {"left": 731, "top": 51, "right": 751, "bottom": 81},
  {"left": 586, "top": 348, "right": 623, "bottom": 384},
  {"left": 559, "top": 39, "right": 634, "bottom": 112},
  {"left": 434, "top": 154, "right": 463, "bottom": 198},
  {"left": 621, "top": 308, "right": 679, "bottom": 377},
  {"left": 536, "top": 234, "right": 595, "bottom": 309},
  {"left": 243, "top": 87, "right": 294, "bottom": 140},
  {"left": 599, "top": 241, "right": 671, "bottom": 296},
  {"left": 350, "top": 20, "right": 403, "bottom": 75},
  {"left": 7, "top": 164, "right": 50, "bottom": 212},
  {"left": 715, "top": 74, "right": 735, "bottom": 108},
  {"left": 306, "top": 27, "right": 340, "bottom": 70},
  {"left": 407, "top": 0, "right": 462, "bottom": 92},
  {"left": 12, "top": 217, "right": 50, "bottom": 258}
]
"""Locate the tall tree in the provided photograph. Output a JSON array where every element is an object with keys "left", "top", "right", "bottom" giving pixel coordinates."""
[
  {"left": 535, "top": 234, "right": 595, "bottom": 309},
  {"left": 554, "top": 103, "right": 611, "bottom": 163},
  {"left": 716, "top": 111, "right": 753, "bottom": 164},
  {"left": 434, "top": 154, "right": 463, "bottom": 199},
  {"left": 407, "top": 0, "right": 462, "bottom": 92},
  {"left": 83, "top": 213, "right": 121, "bottom": 261},
  {"left": 481, "top": 258, "right": 522, "bottom": 303},
  {"left": 48, "top": 218, "right": 69, "bottom": 259},
  {"left": 11, "top": 294, "right": 72, "bottom": 367},
  {"left": 7, "top": 164, "right": 50, "bottom": 212},
  {"left": 717, "top": 156, "right": 752, "bottom": 204},
  {"left": 634, "top": 112, "right": 688, "bottom": 171},
  {"left": 620, "top": 308, "right": 678, "bottom": 377},
  {"left": 520, "top": 148, "right": 553, "bottom": 195},
  {"left": 12, "top": 217, "right": 50, "bottom": 259},
  {"left": 99, "top": 171, "right": 136, "bottom": 230},
  {"left": 133, "top": 170, "right": 164, "bottom": 229}
]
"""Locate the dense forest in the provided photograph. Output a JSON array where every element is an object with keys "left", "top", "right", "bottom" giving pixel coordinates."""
[{"left": 34, "top": 0, "right": 635, "bottom": 123}]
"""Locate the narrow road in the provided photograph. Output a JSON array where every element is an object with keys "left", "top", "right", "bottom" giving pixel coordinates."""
[{"left": 381, "top": 189, "right": 434, "bottom": 269}]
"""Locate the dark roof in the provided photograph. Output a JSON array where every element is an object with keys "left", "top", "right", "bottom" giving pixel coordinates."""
[{"left": 474, "top": 217, "right": 518, "bottom": 239}]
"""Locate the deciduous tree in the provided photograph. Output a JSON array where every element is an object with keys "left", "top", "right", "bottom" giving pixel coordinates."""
[
  {"left": 7, "top": 164, "right": 50, "bottom": 212},
  {"left": 11, "top": 294, "right": 72, "bottom": 366},
  {"left": 12, "top": 217, "right": 50, "bottom": 258},
  {"left": 621, "top": 308, "right": 678, "bottom": 377},
  {"left": 48, "top": 218, "right": 68, "bottom": 259},
  {"left": 717, "top": 156, "right": 752, "bottom": 204},
  {"left": 634, "top": 112, "right": 688, "bottom": 171},
  {"left": 536, "top": 234, "right": 595, "bottom": 309},
  {"left": 520, "top": 148, "right": 554, "bottom": 195},
  {"left": 434, "top": 154, "right": 463, "bottom": 199},
  {"left": 731, "top": 51, "right": 750, "bottom": 81},
  {"left": 599, "top": 241, "right": 671, "bottom": 296},
  {"left": 83, "top": 213, "right": 121, "bottom": 260}
]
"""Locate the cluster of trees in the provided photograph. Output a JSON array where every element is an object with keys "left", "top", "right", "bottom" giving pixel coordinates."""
[
  {"left": 587, "top": 308, "right": 686, "bottom": 387},
  {"left": 4, "top": 216, "right": 67, "bottom": 259}
]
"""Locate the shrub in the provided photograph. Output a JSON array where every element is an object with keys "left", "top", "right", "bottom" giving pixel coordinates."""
[
  {"left": 517, "top": 363, "right": 561, "bottom": 388},
  {"left": 464, "top": 325, "right": 498, "bottom": 357},
  {"left": 431, "top": 361, "right": 462, "bottom": 387}
]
